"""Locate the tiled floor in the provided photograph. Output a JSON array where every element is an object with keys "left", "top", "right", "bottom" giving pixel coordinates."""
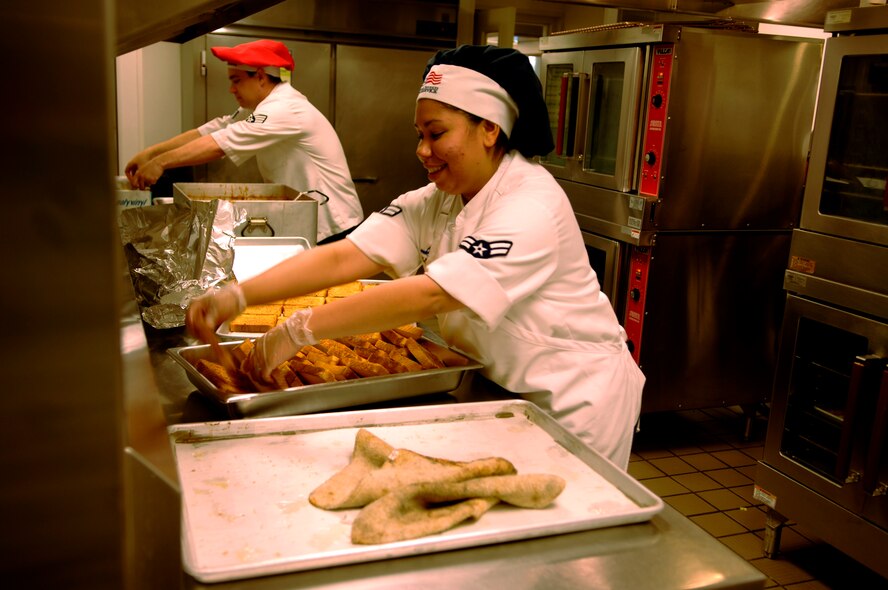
[{"left": 629, "top": 405, "right": 888, "bottom": 590}]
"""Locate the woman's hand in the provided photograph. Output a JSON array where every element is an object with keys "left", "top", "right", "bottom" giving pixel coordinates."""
[
  {"left": 185, "top": 284, "right": 247, "bottom": 343},
  {"left": 248, "top": 307, "right": 317, "bottom": 380}
]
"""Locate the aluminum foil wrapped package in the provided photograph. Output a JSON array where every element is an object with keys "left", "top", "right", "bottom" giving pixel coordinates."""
[{"left": 119, "top": 199, "right": 245, "bottom": 329}]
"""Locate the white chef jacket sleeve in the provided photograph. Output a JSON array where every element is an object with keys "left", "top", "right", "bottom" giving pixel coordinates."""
[
  {"left": 426, "top": 190, "right": 559, "bottom": 330},
  {"left": 346, "top": 188, "right": 429, "bottom": 278},
  {"left": 197, "top": 110, "right": 239, "bottom": 136},
  {"left": 208, "top": 101, "right": 305, "bottom": 166}
]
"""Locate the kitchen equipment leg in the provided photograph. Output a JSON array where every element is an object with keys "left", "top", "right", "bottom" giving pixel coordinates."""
[
  {"left": 740, "top": 403, "right": 760, "bottom": 442},
  {"left": 763, "top": 508, "right": 787, "bottom": 558}
]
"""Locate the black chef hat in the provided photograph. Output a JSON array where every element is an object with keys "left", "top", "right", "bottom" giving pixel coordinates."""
[{"left": 422, "top": 45, "right": 554, "bottom": 158}]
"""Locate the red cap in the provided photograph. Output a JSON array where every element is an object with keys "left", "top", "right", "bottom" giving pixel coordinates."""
[{"left": 211, "top": 39, "right": 294, "bottom": 72}]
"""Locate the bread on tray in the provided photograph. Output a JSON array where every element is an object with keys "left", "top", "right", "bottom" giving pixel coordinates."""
[
  {"left": 193, "top": 325, "right": 471, "bottom": 394},
  {"left": 225, "top": 281, "right": 375, "bottom": 334}
]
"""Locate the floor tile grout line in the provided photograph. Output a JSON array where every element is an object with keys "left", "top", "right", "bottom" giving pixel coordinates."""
[{"left": 629, "top": 406, "right": 887, "bottom": 590}]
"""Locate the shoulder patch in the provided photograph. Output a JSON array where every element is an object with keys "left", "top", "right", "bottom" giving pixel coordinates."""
[
  {"left": 246, "top": 113, "right": 268, "bottom": 124},
  {"left": 379, "top": 205, "right": 402, "bottom": 217},
  {"left": 459, "top": 236, "right": 513, "bottom": 259}
]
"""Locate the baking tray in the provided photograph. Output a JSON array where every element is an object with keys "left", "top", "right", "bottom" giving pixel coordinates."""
[
  {"left": 167, "top": 338, "right": 482, "bottom": 418},
  {"left": 216, "top": 279, "right": 384, "bottom": 341},
  {"left": 168, "top": 400, "right": 664, "bottom": 583}
]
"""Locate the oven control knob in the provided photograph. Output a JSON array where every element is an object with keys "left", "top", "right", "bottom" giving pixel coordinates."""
[
  {"left": 644, "top": 151, "right": 657, "bottom": 166},
  {"left": 630, "top": 288, "right": 641, "bottom": 301},
  {"left": 651, "top": 94, "right": 663, "bottom": 108}
]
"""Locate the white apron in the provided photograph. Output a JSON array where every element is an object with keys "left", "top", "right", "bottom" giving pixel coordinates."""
[{"left": 349, "top": 153, "right": 644, "bottom": 468}]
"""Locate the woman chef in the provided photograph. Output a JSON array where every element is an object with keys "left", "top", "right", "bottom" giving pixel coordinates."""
[
  {"left": 125, "top": 39, "right": 364, "bottom": 243},
  {"left": 186, "top": 45, "right": 645, "bottom": 468}
]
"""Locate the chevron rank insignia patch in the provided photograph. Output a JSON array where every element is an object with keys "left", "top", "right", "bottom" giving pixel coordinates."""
[
  {"left": 459, "top": 236, "right": 513, "bottom": 259},
  {"left": 379, "top": 205, "right": 403, "bottom": 217}
]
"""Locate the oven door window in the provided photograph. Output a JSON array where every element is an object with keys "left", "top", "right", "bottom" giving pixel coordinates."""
[
  {"left": 580, "top": 231, "right": 624, "bottom": 316},
  {"left": 540, "top": 50, "right": 585, "bottom": 168},
  {"left": 783, "top": 317, "right": 876, "bottom": 483},
  {"left": 820, "top": 54, "right": 888, "bottom": 228},
  {"left": 584, "top": 61, "right": 625, "bottom": 177},
  {"left": 579, "top": 47, "right": 644, "bottom": 193}
]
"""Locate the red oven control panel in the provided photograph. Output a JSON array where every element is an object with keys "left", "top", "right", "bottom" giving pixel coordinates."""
[
  {"left": 640, "top": 44, "right": 674, "bottom": 197},
  {"left": 624, "top": 248, "right": 652, "bottom": 364}
]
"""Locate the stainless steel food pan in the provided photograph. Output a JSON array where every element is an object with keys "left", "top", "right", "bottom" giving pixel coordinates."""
[
  {"left": 167, "top": 340, "right": 482, "bottom": 418},
  {"left": 173, "top": 182, "right": 319, "bottom": 241}
]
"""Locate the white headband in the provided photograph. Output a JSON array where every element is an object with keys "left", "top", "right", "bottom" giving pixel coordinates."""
[
  {"left": 231, "top": 64, "right": 285, "bottom": 79},
  {"left": 417, "top": 64, "right": 519, "bottom": 137}
]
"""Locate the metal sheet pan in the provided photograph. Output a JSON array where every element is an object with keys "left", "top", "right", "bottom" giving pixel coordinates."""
[
  {"left": 216, "top": 279, "right": 386, "bottom": 341},
  {"left": 168, "top": 400, "right": 664, "bottom": 583},
  {"left": 167, "top": 339, "right": 482, "bottom": 418}
]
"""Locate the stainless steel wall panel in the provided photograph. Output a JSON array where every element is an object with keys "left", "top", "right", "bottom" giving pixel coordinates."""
[
  {"left": 335, "top": 44, "right": 434, "bottom": 217},
  {"left": 654, "top": 29, "right": 822, "bottom": 231},
  {"left": 636, "top": 231, "right": 792, "bottom": 413}
]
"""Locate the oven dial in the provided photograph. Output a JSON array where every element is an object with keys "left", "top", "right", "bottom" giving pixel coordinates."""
[
  {"left": 644, "top": 151, "right": 657, "bottom": 165},
  {"left": 630, "top": 288, "right": 641, "bottom": 301},
  {"left": 651, "top": 94, "right": 663, "bottom": 109}
]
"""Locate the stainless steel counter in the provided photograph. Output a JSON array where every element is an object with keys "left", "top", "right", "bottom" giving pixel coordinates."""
[{"left": 123, "top": 307, "right": 766, "bottom": 590}]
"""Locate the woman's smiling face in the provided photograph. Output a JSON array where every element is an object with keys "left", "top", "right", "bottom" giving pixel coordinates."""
[{"left": 414, "top": 99, "right": 502, "bottom": 200}]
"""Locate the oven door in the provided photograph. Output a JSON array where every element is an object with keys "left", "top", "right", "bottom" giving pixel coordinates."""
[
  {"left": 799, "top": 34, "right": 888, "bottom": 247},
  {"left": 541, "top": 47, "right": 646, "bottom": 193},
  {"left": 581, "top": 230, "right": 627, "bottom": 316},
  {"left": 764, "top": 293, "right": 888, "bottom": 516}
]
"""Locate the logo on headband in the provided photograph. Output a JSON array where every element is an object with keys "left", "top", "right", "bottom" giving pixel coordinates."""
[
  {"left": 459, "top": 236, "right": 513, "bottom": 259},
  {"left": 419, "top": 70, "right": 443, "bottom": 95}
]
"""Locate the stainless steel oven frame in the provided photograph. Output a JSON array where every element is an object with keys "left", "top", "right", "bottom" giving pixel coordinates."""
[
  {"left": 540, "top": 24, "right": 823, "bottom": 415},
  {"left": 756, "top": 292, "right": 888, "bottom": 578},
  {"left": 540, "top": 24, "right": 822, "bottom": 229},
  {"left": 799, "top": 32, "right": 888, "bottom": 249},
  {"left": 580, "top": 230, "right": 627, "bottom": 315},
  {"left": 755, "top": 6, "right": 888, "bottom": 577},
  {"left": 540, "top": 45, "right": 648, "bottom": 193}
]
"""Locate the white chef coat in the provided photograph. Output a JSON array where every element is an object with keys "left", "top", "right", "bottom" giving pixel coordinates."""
[
  {"left": 348, "top": 152, "right": 645, "bottom": 468},
  {"left": 199, "top": 83, "right": 364, "bottom": 241}
]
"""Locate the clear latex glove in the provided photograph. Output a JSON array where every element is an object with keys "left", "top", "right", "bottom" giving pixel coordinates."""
[
  {"left": 250, "top": 307, "right": 317, "bottom": 380},
  {"left": 185, "top": 283, "right": 247, "bottom": 343}
]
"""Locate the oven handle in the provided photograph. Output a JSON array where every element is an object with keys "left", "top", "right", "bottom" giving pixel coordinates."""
[
  {"left": 572, "top": 73, "right": 589, "bottom": 159},
  {"left": 555, "top": 73, "right": 569, "bottom": 156},
  {"left": 862, "top": 361, "right": 888, "bottom": 496},
  {"left": 835, "top": 356, "right": 871, "bottom": 482},
  {"left": 554, "top": 73, "right": 589, "bottom": 159}
]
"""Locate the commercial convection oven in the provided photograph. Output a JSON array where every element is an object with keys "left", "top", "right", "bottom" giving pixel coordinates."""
[
  {"left": 538, "top": 22, "right": 823, "bottom": 416},
  {"left": 754, "top": 5, "right": 888, "bottom": 578}
]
